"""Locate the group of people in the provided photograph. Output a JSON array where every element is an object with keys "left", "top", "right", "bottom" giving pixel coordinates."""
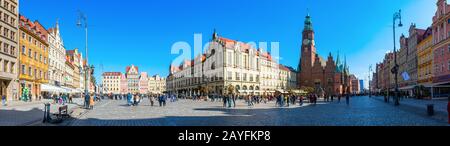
[{"left": 52, "top": 93, "right": 73, "bottom": 105}]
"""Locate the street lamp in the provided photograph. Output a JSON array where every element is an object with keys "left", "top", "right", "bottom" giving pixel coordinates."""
[
  {"left": 369, "top": 64, "right": 372, "bottom": 97},
  {"left": 392, "top": 9, "right": 403, "bottom": 106},
  {"left": 77, "top": 11, "right": 90, "bottom": 106}
]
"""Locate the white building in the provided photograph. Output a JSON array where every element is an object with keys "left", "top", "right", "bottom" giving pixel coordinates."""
[
  {"left": 167, "top": 31, "right": 297, "bottom": 96},
  {"left": 102, "top": 72, "right": 121, "bottom": 94},
  {"left": 47, "top": 21, "right": 66, "bottom": 86},
  {"left": 148, "top": 74, "right": 166, "bottom": 94}
]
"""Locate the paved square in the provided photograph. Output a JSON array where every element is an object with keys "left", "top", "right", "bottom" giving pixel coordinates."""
[{"left": 68, "top": 96, "right": 449, "bottom": 126}]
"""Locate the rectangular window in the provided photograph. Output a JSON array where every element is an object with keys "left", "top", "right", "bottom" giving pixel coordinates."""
[
  {"left": 28, "top": 67, "right": 31, "bottom": 76},
  {"left": 3, "top": 60, "right": 7, "bottom": 72},
  {"left": 21, "top": 65, "right": 25, "bottom": 74},
  {"left": 10, "top": 46, "right": 14, "bottom": 56},
  {"left": 10, "top": 62, "right": 14, "bottom": 73},
  {"left": 227, "top": 71, "right": 232, "bottom": 80},
  {"left": 236, "top": 72, "right": 240, "bottom": 81},
  {"left": 243, "top": 73, "right": 247, "bottom": 81},
  {"left": 448, "top": 60, "right": 450, "bottom": 71}
]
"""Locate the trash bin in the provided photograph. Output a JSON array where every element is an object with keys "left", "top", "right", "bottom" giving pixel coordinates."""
[{"left": 427, "top": 104, "right": 434, "bottom": 116}]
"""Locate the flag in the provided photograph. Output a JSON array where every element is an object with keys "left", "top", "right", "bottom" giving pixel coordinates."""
[{"left": 402, "top": 72, "right": 410, "bottom": 81}]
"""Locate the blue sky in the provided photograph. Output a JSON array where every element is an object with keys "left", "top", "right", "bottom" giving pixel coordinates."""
[{"left": 19, "top": 0, "right": 436, "bottom": 89}]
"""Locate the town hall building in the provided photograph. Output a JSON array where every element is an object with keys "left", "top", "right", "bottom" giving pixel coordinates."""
[{"left": 297, "top": 13, "right": 353, "bottom": 95}]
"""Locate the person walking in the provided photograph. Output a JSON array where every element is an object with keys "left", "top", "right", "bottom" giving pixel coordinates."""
[
  {"left": 232, "top": 94, "right": 236, "bottom": 108},
  {"left": 345, "top": 94, "right": 350, "bottom": 106},
  {"left": 68, "top": 94, "right": 73, "bottom": 104},
  {"left": 338, "top": 94, "right": 341, "bottom": 103},
  {"left": 447, "top": 97, "right": 449, "bottom": 124},
  {"left": 299, "top": 95, "right": 303, "bottom": 106},
  {"left": 1, "top": 95, "right": 6, "bottom": 106},
  {"left": 89, "top": 93, "right": 95, "bottom": 110},
  {"left": 222, "top": 95, "right": 227, "bottom": 108},
  {"left": 150, "top": 95, "right": 155, "bottom": 106},
  {"left": 127, "top": 93, "right": 132, "bottom": 106}
]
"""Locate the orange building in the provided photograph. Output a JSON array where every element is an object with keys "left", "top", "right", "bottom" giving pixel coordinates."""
[{"left": 18, "top": 15, "right": 49, "bottom": 100}]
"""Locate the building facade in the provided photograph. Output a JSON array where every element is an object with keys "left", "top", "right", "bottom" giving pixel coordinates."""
[
  {"left": 47, "top": 21, "right": 66, "bottom": 86},
  {"left": 148, "top": 74, "right": 166, "bottom": 94},
  {"left": 297, "top": 14, "right": 351, "bottom": 96},
  {"left": 125, "top": 65, "right": 139, "bottom": 94},
  {"left": 139, "top": 72, "right": 148, "bottom": 94},
  {"left": 102, "top": 72, "right": 121, "bottom": 94},
  {"left": 0, "top": 0, "right": 18, "bottom": 101},
  {"left": 432, "top": 0, "right": 450, "bottom": 97},
  {"left": 167, "top": 30, "right": 298, "bottom": 96},
  {"left": 19, "top": 15, "right": 49, "bottom": 100},
  {"left": 66, "top": 49, "right": 82, "bottom": 91},
  {"left": 417, "top": 27, "right": 433, "bottom": 98}
]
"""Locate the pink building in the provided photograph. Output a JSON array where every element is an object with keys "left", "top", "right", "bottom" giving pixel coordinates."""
[
  {"left": 432, "top": 0, "right": 450, "bottom": 97},
  {"left": 120, "top": 74, "right": 128, "bottom": 94},
  {"left": 139, "top": 72, "right": 149, "bottom": 94}
]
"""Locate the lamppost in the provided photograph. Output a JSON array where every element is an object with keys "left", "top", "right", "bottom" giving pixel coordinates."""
[
  {"left": 369, "top": 64, "right": 372, "bottom": 97},
  {"left": 392, "top": 9, "right": 403, "bottom": 106},
  {"left": 77, "top": 11, "right": 90, "bottom": 105}
]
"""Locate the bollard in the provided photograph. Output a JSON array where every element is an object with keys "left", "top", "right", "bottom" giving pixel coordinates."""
[
  {"left": 427, "top": 104, "right": 434, "bottom": 116},
  {"left": 43, "top": 103, "right": 51, "bottom": 123}
]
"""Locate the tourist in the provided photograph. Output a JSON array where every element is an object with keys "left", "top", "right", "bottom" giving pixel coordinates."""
[
  {"left": 299, "top": 95, "right": 303, "bottom": 106},
  {"left": 346, "top": 94, "right": 350, "bottom": 106},
  {"left": 89, "top": 93, "right": 94, "bottom": 110},
  {"left": 232, "top": 94, "right": 236, "bottom": 107},
  {"left": 1, "top": 95, "right": 6, "bottom": 106},
  {"left": 222, "top": 95, "right": 227, "bottom": 107},
  {"left": 150, "top": 95, "right": 155, "bottom": 106},
  {"left": 68, "top": 94, "right": 73, "bottom": 104},
  {"left": 127, "top": 93, "right": 132, "bottom": 106},
  {"left": 447, "top": 97, "right": 449, "bottom": 124}
]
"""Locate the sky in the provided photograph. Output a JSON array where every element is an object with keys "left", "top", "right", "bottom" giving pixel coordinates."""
[{"left": 19, "top": 0, "right": 437, "bottom": 89}]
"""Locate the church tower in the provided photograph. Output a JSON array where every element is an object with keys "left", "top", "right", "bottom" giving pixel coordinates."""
[{"left": 298, "top": 13, "right": 317, "bottom": 87}]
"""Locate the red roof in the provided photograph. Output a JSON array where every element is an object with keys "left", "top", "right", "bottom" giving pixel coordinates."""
[
  {"left": 102, "top": 72, "right": 122, "bottom": 76},
  {"left": 19, "top": 15, "right": 49, "bottom": 42},
  {"left": 126, "top": 65, "right": 139, "bottom": 73}
]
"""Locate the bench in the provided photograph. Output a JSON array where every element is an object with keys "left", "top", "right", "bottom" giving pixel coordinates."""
[{"left": 54, "top": 105, "right": 69, "bottom": 119}]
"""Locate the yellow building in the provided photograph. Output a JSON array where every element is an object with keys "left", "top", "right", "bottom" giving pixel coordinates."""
[
  {"left": 417, "top": 28, "right": 433, "bottom": 85},
  {"left": 19, "top": 15, "right": 49, "bottom": 100}
]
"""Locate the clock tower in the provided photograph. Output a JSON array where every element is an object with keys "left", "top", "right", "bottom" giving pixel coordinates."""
[{"left": 298, "top": 13, "right": 316, "bottom": 87}]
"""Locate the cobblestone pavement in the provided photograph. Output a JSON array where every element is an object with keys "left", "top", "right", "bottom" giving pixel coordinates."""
[
  {"left": 0, "top": 98, "right": 84, "bottom": 126},
  {"left": 370, "top": 96, "right": 449, "bottom": 122},
  {"left": 69, "top": 96, "right": 449, "bottom": 126}
]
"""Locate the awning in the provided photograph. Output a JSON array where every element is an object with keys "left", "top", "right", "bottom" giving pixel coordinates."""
[
  {"left": 41, "top": 84, "right": 67, "bottom": 93},
  {"left": 276, "top": 89, "right": 288, "bottom": 94},
  {"left": 398, "top": 85, "right": 416, "bottom": 90}
]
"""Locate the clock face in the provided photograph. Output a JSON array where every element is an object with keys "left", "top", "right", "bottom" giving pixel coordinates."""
[
  {"left": 311, "top": 40, "right": 315, "bottom": 46},
  {"left": 303, "top": 39, "right": 309, "bottom": 45}
]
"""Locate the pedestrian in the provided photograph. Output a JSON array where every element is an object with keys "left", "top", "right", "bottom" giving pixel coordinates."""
[
  {"left": 447, "top": 97, "right": 450, "bottom": 124},
  {"left": 89, "top": 93, "right": 95, "bottom": 110},
  {"left": 1, "top": 95, "right": 6, "bottom": 106},
  {"left": 331, "top": 95, "right": 334, "bottom": 102},
  {"left": 127, "top": 93, "right": 132, "bottom": 106},
  {"left": 150, "top": 95, "right": 154, "bottom": 106},
  {"left": 338, "top": 95, "right": 341, "bottom": 103},
  {"left": 232, "top": 94, "right": 236, "bottom": 107},
  {"left": 84, "top": 93, "right": 90, "bottom": 109},
  {"left": 346, "top": 94, "right": 350, "bottom": 106},
  {"left": 299, "top": 96, "right": 303, "bottom": 106},
  {"left": 69, "top": 94, "right": 73, "bottom": 104},
  {"left": 222, "top": 95, "right": 227, "bottom": 107},
  {"left": 162, "top": 95, "right": 167, "bottom": 106}
]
